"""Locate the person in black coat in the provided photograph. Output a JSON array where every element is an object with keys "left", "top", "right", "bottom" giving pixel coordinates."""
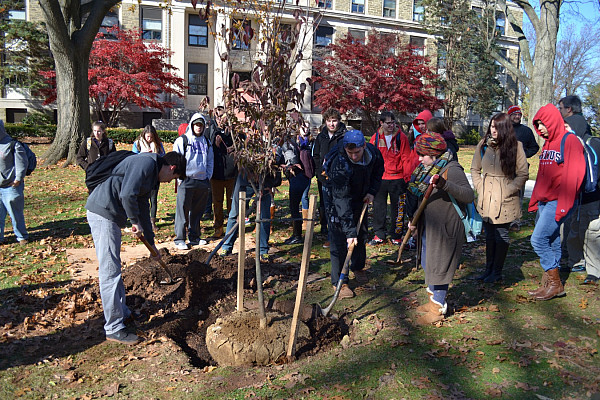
[
  {"left": 322, "top": 130, "right": 384, "bottom": 298},
  {"left": 76, "top": 121, "right": 116, "bottom": 170},
  {"left": 312, "top": 108, "right": 347, "bottom": 245}
]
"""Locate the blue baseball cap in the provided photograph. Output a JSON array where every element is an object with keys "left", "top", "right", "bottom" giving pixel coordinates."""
[{"left": 343, "top": 130, "right": 365, "bottom": 147}]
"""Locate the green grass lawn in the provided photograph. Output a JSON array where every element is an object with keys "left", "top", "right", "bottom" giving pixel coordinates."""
[
  {"left": 0, "top": 141, "right": 598, "bottom": 400},
  {"left": 458, "top": 145, "right": 540, "bottom": 181}
]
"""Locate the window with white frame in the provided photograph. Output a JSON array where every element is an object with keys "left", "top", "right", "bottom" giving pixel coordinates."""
[
  {"left": 496, "top": 12, "right": 505, "bottom": 36},
  {"left": 410, "top": 36, "right": 425, "bottom": 56},
  {"left": 315, "top": 26, "right": 334, "bottom": 47},
  {"left": 188, "top": 63, "right": 208, "bottom": 95},
  {"left": 100, "top": 10, "right": 119, "bottom": 38},
  {"left": 318, "top": 0, "right": 332, "bottom": 8},
  {"left": 413, "top": 0, "right": 424, "bottom": 22},
  {"left": 232, "top": 19, "right": 251, "bottom": 50},
  {"left": 141, "top": 7, "right": 162, "bottom": 41},
  {"left": 351, "top": 0, "right": 364, "bottom": 14},
  {"left": 383, "top": 0, "right": 396, "bottom": 17},
  {"left": 189, "top": 15, "right": 208, "bottom": 47},
  {"left": 348, "top": 29, "right": 365, "bottom": 44}
]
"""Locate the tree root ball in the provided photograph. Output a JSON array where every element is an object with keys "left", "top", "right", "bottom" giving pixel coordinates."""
[{"left": 206, "top": 310, "right": 310, "bottom": 366}]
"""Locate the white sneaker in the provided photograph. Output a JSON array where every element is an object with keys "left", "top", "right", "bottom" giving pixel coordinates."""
[
  {"left": 175, "top": 242, "right": 189, "bottom": 250},
  {"left": 189, "top": 239, "right": 208, "bottom": 246}
]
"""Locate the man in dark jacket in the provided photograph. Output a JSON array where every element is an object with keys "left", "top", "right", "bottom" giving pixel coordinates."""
[
  {"left": 507, "top": 105, "right": 540, "bottom": 231},
  {"left": 207, "top": 106, "right": 237, "bottom": 237},
  {"left": 86, "top": 152, "right": 186, "bottom": 345},
  {"left": 313, "top": 108, "right": 347, "bottom": 247},
  {"left": 559, "top": 95, "right": 592, "bottom": 138},
  {"left": 323, "top": 130, "right": 384, "bottom": 298}
]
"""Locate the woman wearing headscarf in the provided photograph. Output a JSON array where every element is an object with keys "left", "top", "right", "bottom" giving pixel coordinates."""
[
  {"left": 406, "top": 132, "right": 474, "bottom": 325},
  {"left": 471, "top": 113, "right": 528, "bottom": 283}
]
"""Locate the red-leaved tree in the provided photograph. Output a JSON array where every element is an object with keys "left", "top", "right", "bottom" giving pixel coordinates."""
[
  {"left": 312, "top": 30, "right": 443, "bottom": 131},
  {"left": 41, "top": 27, "right": 186, "bottom": 127}
]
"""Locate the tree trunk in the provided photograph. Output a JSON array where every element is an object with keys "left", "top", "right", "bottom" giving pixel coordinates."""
[
  {"left": 42, "top": 50, "right": 90, "bottom": 166},
  {"left": 527, "top": 1, "right": 560, "bottom": 125}
]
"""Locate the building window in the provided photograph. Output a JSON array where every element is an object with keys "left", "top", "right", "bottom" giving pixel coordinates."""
[
  {"left": 351, "top": 0, "right": 364, "bottom": 14},
  {"left": 233, "top": 19, "right": 251, "bottom": 50},
  {"left": 230, "top": 71, "right": 252, "bottom": 86},
  {"left": 100, "top": 10, "right": 119, "bottom": 38},
  {"left": 495, "top": 12, "right": 505, "bottom": 36},
  {"left": 496, "top": 48, "right": 508, "bottom": 75},
  {"left": 383, "top": 0, "right": 396, "bottom": 17},
  {"left": 188, "top": 63, "right": 208, "bottom": 95},
  {"left": 315, "top": 26, "right": 334, "bottom": 47},
  {"left": 318, "top": 0, "right": 332, "bottom": 9},
  {"left": 189, "top": 15, "right": 208, "bottom": 47},
  {"left": 141, "top": 7, "right": 162, "bottom": 41},
  {"left": 437, "top": 47, "right": 447, "bottom": 70},
  {"left": 472, "top": 6, "right": 483, "bottom": 16},
  {"left": 413, "top": 0, "right": 424, "bottom": 22},
  {"left": 8, "top": 10, "right": 26, "bottom": 20},
  {"left": 410, "top": 36, "right": 425, "bottom": 56},
  {"left": 348, "top": 29, "right": 365, "bottom": 44}
]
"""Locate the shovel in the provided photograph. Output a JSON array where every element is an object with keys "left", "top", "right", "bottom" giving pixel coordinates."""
[
  {"left": 204, "top": 221, "right": 239, "bottom": 266},
  {"left": 395, "top": 175, "right": 439, "bottom": 264},
  {"left": 139, "top": 234, "right": 182, "bottom": 285},
  {"left": 318, "top": 202, "right": 368, "bottom": 317}
]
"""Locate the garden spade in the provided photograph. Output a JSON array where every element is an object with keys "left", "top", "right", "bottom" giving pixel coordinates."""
[
  {"left": 317, "top": 202, "right": 368, "bottom": 318},
  {"left": 138, "top": 234, "right": 182, "bottom": 285}
]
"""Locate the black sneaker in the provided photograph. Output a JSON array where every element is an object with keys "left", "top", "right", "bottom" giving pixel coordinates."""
[
  {"left": 583, "top": 275, "right": 599, "bottom": 285},
  {"left": 283, "top": 236, "right": 303, "bottom": 245},
  {"left": 106, "top": 328, "right": 141, "bottom": 345}
]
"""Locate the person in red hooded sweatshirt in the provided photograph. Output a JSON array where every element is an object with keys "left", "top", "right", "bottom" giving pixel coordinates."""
[
  {"left": 407, "top": 110, "right": 434, "bottom": 174},
  {"left": 528, "top": 104, "right": 586, "bottom": 301}
]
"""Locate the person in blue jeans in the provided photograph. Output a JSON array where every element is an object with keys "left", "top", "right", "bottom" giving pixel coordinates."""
[
  {"left": 86, "top": 152, "right": 186, "bottom": 345},
  {"left": 218, "top": 173, "right": 275, "bottom": 262},
  {"left": 527, "top": 104, "right": 586, "bottom": 301},
  {"left": 0, "top": 120, "right": 29, "bottom": 245}
]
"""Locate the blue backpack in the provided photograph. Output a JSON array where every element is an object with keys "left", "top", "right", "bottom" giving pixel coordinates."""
[
  {"left": 10, "top": 140, "right": 37, "bottom": 176},
  {"left": 558, "top": 132, "right": 599, "bottom": 194},
  {"left": 448, "top": 195, "right": 483, "bottom": 243}
]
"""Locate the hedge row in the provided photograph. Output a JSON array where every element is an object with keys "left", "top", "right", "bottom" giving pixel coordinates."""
[{"left": 4, "top": 123, "right": 179, "bottom": 143}]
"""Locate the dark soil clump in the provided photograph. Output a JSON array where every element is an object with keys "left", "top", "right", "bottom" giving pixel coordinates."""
[{"left": 123, "top": 248, "right": 347, "bottom": 367}]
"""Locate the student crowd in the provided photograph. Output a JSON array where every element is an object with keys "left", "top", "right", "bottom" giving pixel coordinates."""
[{"left": 0, "top": 95, "right": 597, "bottom": 345}]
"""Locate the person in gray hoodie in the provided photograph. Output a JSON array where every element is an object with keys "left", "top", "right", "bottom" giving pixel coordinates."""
[
  {"left": 86, "top": 151, "right": 186, "bottom": 345},
  {"left": 0, "top": 120, "right": 29, "bottom": 245},
  {"left": 173, "top": 113, "right": 214, "bottom": 249}
]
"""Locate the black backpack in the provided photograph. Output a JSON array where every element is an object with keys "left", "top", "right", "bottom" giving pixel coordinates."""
[{"left": 85, "top": 150, "right": 135, "bottom": 194}]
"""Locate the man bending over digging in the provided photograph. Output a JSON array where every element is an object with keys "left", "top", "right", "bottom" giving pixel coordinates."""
[{"left": 86, "top": 151, "right": 186, "bottom": 345}]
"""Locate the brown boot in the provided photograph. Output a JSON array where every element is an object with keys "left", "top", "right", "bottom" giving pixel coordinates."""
[
  {"left": 416, "top": 288, "right": 434, "bottom": 313},
  {"left": 270, "top": 205, "right": 276, "bottom": 234},
  {"left": 535, "top": 268, "right": 565, "bottom": 301},
  {"left": 415, "top": 299, "right": 446, "bottom": 325},
  {"left": 527, "top": 270, "right": 549, "bottom": 296},
  {"left": 214, "top": 226, "right": 224, "bottom": 238},
  {"left": 302, "top": 209, "right": 308, "bottom": 231},
  {"left": 151, "top": 218, "right": 158, "bottom": 233}
]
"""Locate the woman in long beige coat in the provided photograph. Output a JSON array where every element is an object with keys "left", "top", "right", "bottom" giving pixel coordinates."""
[{"left": 471, "top": 113, "right": 529, "bottom": 282}]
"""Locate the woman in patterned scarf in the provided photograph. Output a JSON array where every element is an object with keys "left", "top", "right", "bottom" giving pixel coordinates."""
[{"left": 406, "top": 132, "right": 474, "bottom": 325}]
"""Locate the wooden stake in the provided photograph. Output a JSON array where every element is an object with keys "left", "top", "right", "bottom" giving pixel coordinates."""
[
  {"left": 237, "top": 191, "right": 246, "bottom": 311},
  {"left": 287, "top": 194, "right": 317, "bottom": 359}
]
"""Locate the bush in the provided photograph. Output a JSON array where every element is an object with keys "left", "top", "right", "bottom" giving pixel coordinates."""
[
  {"left": 4, "top": 123, "right": 57, "bottom": 138},
  {"left": 106, "top": 128, "right": 178, "bottom": 143},
  {"left": 21, "top": 111, "right": 54, "bottom": 126},
  {"left": 458, "top": 129, "right": 481, "bottom": 145},
  {"left": 3, "top": 123, "right": 178, "bottom": 143}
]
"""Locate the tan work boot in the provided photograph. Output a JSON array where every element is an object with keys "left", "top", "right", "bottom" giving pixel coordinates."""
[
  {"left": 214, "top": 226, "right": 224, "bottom": 238},
  {"left": 415, "top": 298, "right": 447, "bottom": 325},
  {"left": 416, "top": 288, "right": 434, "bottom": 313},
  {"left": 534, "top": 268, "right": 565, "bottom": 301},
  {"left": 527, "top": 270, "right": 548, "bottom": 297},
  {"left": 334, "top": 284, "right": 355, "bottom": 299},
  {"left": 302, "top": 209, "right": 309, "bottom": 231}
]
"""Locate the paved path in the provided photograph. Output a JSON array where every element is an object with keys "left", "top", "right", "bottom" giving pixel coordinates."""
[{"left": 465, "top": 173, "right": 534, "bottom": 199}]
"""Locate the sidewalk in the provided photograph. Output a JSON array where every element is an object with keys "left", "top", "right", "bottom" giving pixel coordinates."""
[{"left": 465, "top": 173, "right": 534, "bottom": 199}]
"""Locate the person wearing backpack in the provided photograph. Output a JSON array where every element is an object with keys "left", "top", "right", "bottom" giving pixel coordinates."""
[
  {"left": 528, "top": 104, "right": 586, "bottom": 301},
  {"left": 173, "top": 113, "right": 214, "bottom": 250},
  {"left": 76, "top": 121, "right": 115, "bottom": 170},
  {"left": 132, "top": 125, "right": 165, "bottom": 232},
  {"left": 0, "top": 120, "right": 30, "bottom": 245},
  {"left": 86, "top": 151, "right": 186, "bottom": 345},
  {"left": 470, "top": 113, "right": 529, "bottom": 283},
  {"left": 406, "top": 132, "right": 474, "bottom": 325}
]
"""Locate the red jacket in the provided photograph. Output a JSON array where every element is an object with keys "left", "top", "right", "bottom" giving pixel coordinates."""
[
  {"left": 369, "top": 128, "right": 411, "bottom": 181},
  {"left": 528, "top": 104, "right": 585, "bottom": 221},
  {"left": 407, "top": 110, "right": 434, "bottom": 176}
]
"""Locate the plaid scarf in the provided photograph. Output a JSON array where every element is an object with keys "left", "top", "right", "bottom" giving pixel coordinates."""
[{"left": 408, "top": 150, "right": 452, "bottom": 196}]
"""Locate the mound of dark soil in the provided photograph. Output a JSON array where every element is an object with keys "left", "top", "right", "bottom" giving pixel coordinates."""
[{"left": 123, "top": 248, "right": 347, "bottom": 367}]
